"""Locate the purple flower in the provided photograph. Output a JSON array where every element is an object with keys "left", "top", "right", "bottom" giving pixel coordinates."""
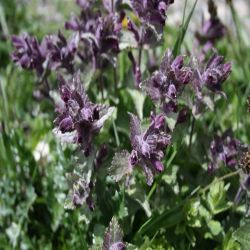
[
  {"left": 201, "top": 54, "right": 231, "bottom": 92},
  {"left": 12, "top": 32, "right": 79, "bottom": 75},
  {"left": 11, "top": 34, "right": 47, "bottom": 75},
  {"left": 78, "top": 14, "right": 120, "bottom": 69},
  {"left": 195, "top": 0, "right": 226, "bottom": 46},
  {"left": 65, "top": 1, "right": 121, "bottom": 69},
  {"left": 65, "top": 1, "right": 99, "bottom": 33},
  {"left": 103, "top": 217, "right": 125, "bottom": 250},
  {"left": 53, "top": 73, "right": 114, "bottom": 155},
  {"left": 65, "top": 173, "right": 95, "bottom": 210},
  {"left": 191, "top": 53, "right": 231, "bottom": 116},
  {"left": 95, "top": 15, "right": 120, "bottom": 55},
  {"left": 76, "top": 0, "right": 92, "bottom": 9},
  {"left": 208, "top": 130, "right": 240, "bottom": 171},
  {"left": 44, "top": 32, "right": 79, "bottom": 73},
  {"left": 141, "top": 49, "right": 193, "bottom": 115},
  {"left": 128, "top": 112, "right": 171, "bottom": 185},
  {"left": 130, "top": 0, "right": 174, "bottom": 32}
]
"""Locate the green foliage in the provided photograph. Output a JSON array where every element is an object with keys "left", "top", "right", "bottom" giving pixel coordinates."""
[
  {"left": 233, "top": 223, "right": 250, "bottom": 250},
  {"left": 1, "top": 0, "right": 250, "bottom": 249}
]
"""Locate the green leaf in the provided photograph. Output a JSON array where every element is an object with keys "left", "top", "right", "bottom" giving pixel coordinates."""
[
  {"left": 135, "top": 203, "right": 184, "bottom": 237},
  {"left": 173, "top": 0, "right": 198, "bottom": 56},
  {"left": 206, "top": 180, "right": 232, "bottom": 215},
  {"left": 233, "top": 223, "right": 250, "bottom": 250},
  {"left": 207, "top": 220, "right": 222, "bottom": 237},
  {"left": 109, "top": 150, "right": 132, "bottom": 182}
]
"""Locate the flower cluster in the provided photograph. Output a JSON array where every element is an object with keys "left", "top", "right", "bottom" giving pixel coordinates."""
[
  {"left": 11, "top": 32, "right": 79, "bottom": 75},
  {"left": 208, "top": 130, "right": 240, "bottom": 171},
  {"left": 207, "top": 97, "right": 250, "bottom": 211},
  {"left": 110, "top": 112, "right": 171, "bottom": 186},
  {"left": 53, "top": 73, "right": 114, "bottom": 156},
  {"left": 11, "top": 35, "right": 47, "bottom": 75},
  {"left": 130, "top": 0, "right": 174, "bottom": 33},
  {"left": 195, "top": 0, "right": 226, "bottom": 48},
  {"left": 192, "top": 53, "right": 231, "bottom": 116},
  {"left": 11, "top": 0, "right": 244, "bottom": 221},
  {"left": 141, "top": 50, "right": 193, "bottom": 114},
  {"left": 65, "top": 1, "right": 121, "bottom": 69},
  {"left": 128, "top": 112, "right": 171, "bottom": 185},
  {"left": 141, "top": 49, "right": 231, "bottom": 117}
]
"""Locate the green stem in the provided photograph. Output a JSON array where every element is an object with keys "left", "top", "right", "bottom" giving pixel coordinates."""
[
  {"left": 188, "top": 115, "right": 195, "bottom": 150},
  {"left": 200, "top": 169, "right": 241, "bottom": 194}
]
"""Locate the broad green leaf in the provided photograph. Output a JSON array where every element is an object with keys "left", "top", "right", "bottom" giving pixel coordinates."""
[{"left": 233, "top": 223, "right": 250, "bottom": 250}]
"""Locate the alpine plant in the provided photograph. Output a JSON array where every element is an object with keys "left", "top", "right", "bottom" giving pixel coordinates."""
[
  {"left": 110, "top": 112, "right": 171, "bottom": 186},
  {"left": 53, "top": 72, "right": 114, "bottom": 156},
  {"left": 12, "top": 0, "right": 250, "bottom": 245}
]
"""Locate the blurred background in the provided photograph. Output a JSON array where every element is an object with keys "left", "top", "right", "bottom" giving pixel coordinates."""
[{"left": 0, "top": 0, "right": 250, "bottom": 249}]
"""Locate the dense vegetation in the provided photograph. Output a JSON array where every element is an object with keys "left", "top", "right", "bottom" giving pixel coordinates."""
[{"left": 1, "top": 0, "right": 250, "bottom": 249}]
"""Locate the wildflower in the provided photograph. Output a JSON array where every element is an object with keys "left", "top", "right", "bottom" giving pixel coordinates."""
[
  {"left": 103, "top": 217, "right": 125, "bottom": 250},
  {"left": 130, "top": 0, "right": 174, "bottom": 32},
  {"left": 191, "top": 53, "right": 231, "bottom": 116},
  {"left": 65, "top": 0, "right": 99, "bottom": 33},
  {"left": 141, "top": 49, "right": 193, "bottom": 115},
  {"left": 66, "top": 0, "right": 121, "bottom": 69},
  {"left": 110, "top": 113, "right": 171, "bottom": 185},
  {"left": 76, "top": 0, "right": 93, "bottom": 10},
  {"left": 208, "top": 130, "right": 240, "bottom": 171},
  {"left": 128, "top": 112, "right": 171, "bottom": 185},
  {"left": 53, "top": 73, "right": 114, "bottom": 156},
  {"left": 77, "top": 14, "right": 120, "bottom": 69},
  {"left": 195, "top": 0, "right": 226, "bottom": 46},
  {"left": 11, "top": 34, "right": 47, "bottom": 75},
  {"left": 45, "top": 32, "right": 79, "bottom": 73},
  {"left": 95, "top": 15, "right": 120, "bottom": 55},
  {"left": 201, "top": 54, "right": 231, "bottom": 92},
  {"left": 12, "top": 32, "right": 79, "bottom": 75}
]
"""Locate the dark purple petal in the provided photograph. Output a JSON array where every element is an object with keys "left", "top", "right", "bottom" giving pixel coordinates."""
[
  {"left": 171, "top": 55, "right": 184, "bottom": 70},
  {"left": 59, "top": 116, "right": 74, "bottom": 133},
  {"left": 151, "top": 158, "right": 164, "bottom": 172}
]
